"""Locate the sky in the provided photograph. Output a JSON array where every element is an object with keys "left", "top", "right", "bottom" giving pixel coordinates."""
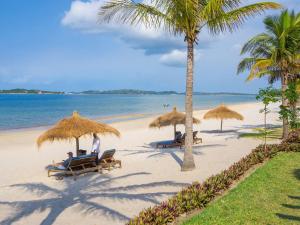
[{"left": 0, "top": 0, "right": 299, "bottom": 93}]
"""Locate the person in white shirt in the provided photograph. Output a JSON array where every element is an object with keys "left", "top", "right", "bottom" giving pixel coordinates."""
[{"left": 92, "top": 133, "right": 101, "bottom": 164}]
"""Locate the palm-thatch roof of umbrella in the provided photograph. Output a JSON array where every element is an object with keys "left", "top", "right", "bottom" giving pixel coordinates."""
[
  {"left": 37, "top": 111, "right": 120, "bottom": 156},
  {"left": 203, "top": 104, "right": 244, "bottom": 131},
  {"left": 149, "top": 107, "right": 200, "bottom": 139}
]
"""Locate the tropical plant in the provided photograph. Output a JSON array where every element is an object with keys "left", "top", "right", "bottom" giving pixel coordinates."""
[
  {"left": 127, "top": 141, "right": 300, "bottom": 225},
  {"left": 279, "top": 82, "right": 300, "bottom": 129},
  {"left": 99, "top": 0, "right": 281, "bottom": 171},
  {"left": 256, "top": 86, "right": 279, "bottom": 146},
  {"left": 238, "top": 10, "right": 300, "bottom": 138}
]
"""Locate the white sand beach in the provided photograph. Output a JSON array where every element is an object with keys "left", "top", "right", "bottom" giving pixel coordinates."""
[{"left": 0, "top": 102, "right": 281, "bottom": 225}]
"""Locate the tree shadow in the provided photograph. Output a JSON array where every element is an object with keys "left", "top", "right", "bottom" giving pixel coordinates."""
[
  {"left": 236, "top": 124, "right": 281, "bottom": 130},
  {"left": 199, "top": 128, "right": 249, "bottom": 140},
  {"left": 276, "top": 193, "right": 300, "bottom": 223},
  {"left": 288, "top": 195, "right": 300, "bottom": 200},
  {"left": 0, "top": 172, "right": 189, "bottom": 225},
  {"left": 282, "top": 204, "right": 300, "bottom": 209},
  {"left": 293, "top": 169, "right": 300, "bottom": 180},
  {"left": 276, "top": 213, "right": 300, "bottom": 222},
  {"left": 122, "top": 143, "right": 206, "bottom": 167},
  {"left": 200, "top": 129, "right": 237, "bottom": 134}
]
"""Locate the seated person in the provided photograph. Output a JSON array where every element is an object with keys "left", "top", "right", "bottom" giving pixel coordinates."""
[
  {"left": 175, "top": 131, "right": 182, "bottom": 142},
  {"left": 55, "top": 152, "right": 73, "bottom": 170}
]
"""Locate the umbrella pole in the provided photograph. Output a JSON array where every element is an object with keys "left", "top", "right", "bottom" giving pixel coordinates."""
[
  {"left": 220, "top": 119, "right": 223, "bottom": 132},
  {"left": 174, "top": 124, "right": 177, "bottom": 140},
  {"left": 75, "top": 137, "right": 80, "bottom": 156}
]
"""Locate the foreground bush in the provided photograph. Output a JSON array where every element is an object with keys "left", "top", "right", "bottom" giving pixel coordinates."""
[
  {"left": 283, "top": 129, "right": 300, "bottom": 143},
  {"left": 127, "top": 142, "right": 300, "bottom": 225}
]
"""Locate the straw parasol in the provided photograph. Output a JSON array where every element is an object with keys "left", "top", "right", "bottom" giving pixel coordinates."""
[
  {"left": 37, "top": 111, "right": 120, "bottom": 156},
  {"left": 149, "top": 107, "right": 200, "bottom": 139},
  {"left": 203, "top": 104, "right": 244, "bottom": 132}
]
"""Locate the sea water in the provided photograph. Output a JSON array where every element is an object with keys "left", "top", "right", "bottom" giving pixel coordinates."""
[{"left": 0, "top": 94, "right": 256, "bottom": 130}]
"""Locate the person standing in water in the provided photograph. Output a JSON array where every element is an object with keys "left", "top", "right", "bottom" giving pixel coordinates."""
[{"left": 92, "top": 133, "right": 101, "bottom": 164}]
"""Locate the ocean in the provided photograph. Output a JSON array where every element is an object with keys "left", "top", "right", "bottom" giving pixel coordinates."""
[{"left": 0, "top": 94, "right": 256, "bottom": 130}]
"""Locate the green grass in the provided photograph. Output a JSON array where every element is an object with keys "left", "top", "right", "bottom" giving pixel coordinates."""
[
  {"left": 239, "top": 127, "right": 282, "bottom": 140},
  {"left": 182, "top": 152, "right": 300, "bottom": 225}
]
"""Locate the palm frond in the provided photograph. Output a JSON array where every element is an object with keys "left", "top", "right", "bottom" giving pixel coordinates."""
[
  {"left": 240, "top": 33, "right": 272, "bottom": 55},
  {"left": 99, "top": 0, "right": 175, "bottom": 33},
  {"left": 205, "top": 2, "right": 282, "bottom": 34},
  {"left": 237, "top": 57, "right": 257, "bottom": 74}
]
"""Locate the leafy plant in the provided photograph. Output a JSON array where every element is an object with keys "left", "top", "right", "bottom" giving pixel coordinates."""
[
  {"left": 256, "top": 86, "right": 279, "bottom": 146},
  {"left": 279, "top": 82, "right": 300, "bottom": 129}
]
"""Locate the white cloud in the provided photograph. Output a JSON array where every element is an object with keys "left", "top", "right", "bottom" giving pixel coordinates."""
[
  {"left": 61, "top": 1, "right": 185, "bottom": 54},
  {"left": 159, "top": 49, "right": 203, "bottom": 67},
  {"left": 159, "top": 49, "right": 186, "bottom": 67},
  {"left": 62, "top": 0, "right": 103, "bottom": 32}
]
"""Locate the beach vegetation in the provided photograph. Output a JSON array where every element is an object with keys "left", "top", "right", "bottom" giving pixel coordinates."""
[
  {"left": 256, "top": 86, "right": 280, "bottom": 145},
  {"left": 126, "top": 137, "right": 300, "bottom": 225},
  {"left": 182, "top": 151, "right": 300, "bottom": 225},
  {"left": 238, "top": 10, "right": 300, "bottom": 139},
  {"left": 99, "top": 0, "right": 281, "bottom": 171}
]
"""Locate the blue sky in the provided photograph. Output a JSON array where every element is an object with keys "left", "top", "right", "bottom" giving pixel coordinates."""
[{"left": 0, "top": 0, "right": 298, "bottom": 93}]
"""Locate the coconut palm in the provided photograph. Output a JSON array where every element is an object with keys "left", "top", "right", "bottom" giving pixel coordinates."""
[
  {"left": 238, "top": 10, "right": 300, "bottom": 138},
  {"left": 99, "top": 0, "right": 281, "bottom": 171}
]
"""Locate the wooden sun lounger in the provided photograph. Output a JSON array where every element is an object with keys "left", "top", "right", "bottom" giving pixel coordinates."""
[
  {"left": 47, "top": 155, "right": 98, "bottom": 178},
  {"left": 156, "top": 131, "right": 202, "bottom": 149},
  {"left": 98, "top": 149, "right": 122, "bottom": 172},
  {"left": 156, "top": 140, "right": 184, "bottom": 149}
]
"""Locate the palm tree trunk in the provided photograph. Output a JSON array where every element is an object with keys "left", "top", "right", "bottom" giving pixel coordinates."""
[
  {"left": 181, "top": 39, "right": 196, "bottom": 171},
  {"left": 281, "top": 75, "right": 289, "bottom": 139},
  {"left": 75, "top": 137, "right": 80, "bottom": 156}
]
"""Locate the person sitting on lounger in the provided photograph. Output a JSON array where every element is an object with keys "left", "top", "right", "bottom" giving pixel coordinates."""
[
  {"left": 91, "top": 133, "right": 101, "bottom": 164},
  {"left": 55, "top": 152, "right": 73, "bottom": 170},
  {"left": 175, "top": 131, "right": 182, "bottom": 142}
]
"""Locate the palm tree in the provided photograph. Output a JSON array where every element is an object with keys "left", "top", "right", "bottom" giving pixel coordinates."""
[
  {"left": 238, "top": 10, "right": 300, "bottom": 138},
  {"left": 99, "top": 0, "right": 281, "bottom": 171}
]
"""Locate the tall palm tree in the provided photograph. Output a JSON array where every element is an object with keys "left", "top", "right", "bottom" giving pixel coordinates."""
[
  {"left": 99, "top": 0, "right": 281, "bottom": 171},
  {"left": 238, "top": 10, "right": 300, "bottom": 138}
]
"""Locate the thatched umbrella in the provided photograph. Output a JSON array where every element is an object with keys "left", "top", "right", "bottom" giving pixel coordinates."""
[
  {"left": 149, "top": 107, "right": 200, "bottom": 139},
  {"left": 37, "top": 111, "right": 120, "bottom": 156},
  {"left": 203, "top": 104, "right": 244, "bottom": 131}
]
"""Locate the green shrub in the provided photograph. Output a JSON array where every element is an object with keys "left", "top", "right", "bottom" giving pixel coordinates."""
[{"left": 127, "top": 142, "right": 300, "bottom": 225}]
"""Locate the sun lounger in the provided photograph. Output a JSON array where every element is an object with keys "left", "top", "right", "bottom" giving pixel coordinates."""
[
  {"left": 156, "top": 139, "right": 184, "bottom": 149},
  {"left": 156, "top": 131, "right": 202, "bottom": 149},
  {"left": 47, "top": 154, "right": 98, "bottom": 178},
  {"left": 98, "top": 149, "right": 122, "bottom": 172}
]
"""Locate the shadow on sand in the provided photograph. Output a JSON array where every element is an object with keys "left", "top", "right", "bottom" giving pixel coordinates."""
[{"left": 0, "top": 172, "right": 189, "bottom": 225}]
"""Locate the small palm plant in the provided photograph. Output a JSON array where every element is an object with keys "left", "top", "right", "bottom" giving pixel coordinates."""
[
  {"left": 99, "top": 0, "right": 281, "bottom": 171},
  {"left": 238, "top": 10, "right": 300, "bottom": 139},
  {"left": 256, "top": 86, "right": 279, "bottom": 147}
]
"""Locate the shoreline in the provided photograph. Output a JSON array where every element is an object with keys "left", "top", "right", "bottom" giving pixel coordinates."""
[{"left": 0, "top": 101, "right": 258, "bottom": 134}]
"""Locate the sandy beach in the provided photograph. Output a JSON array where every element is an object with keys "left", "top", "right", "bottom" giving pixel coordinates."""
[{"left": 0, "top": 102, "right": 281, "bottom": 225}]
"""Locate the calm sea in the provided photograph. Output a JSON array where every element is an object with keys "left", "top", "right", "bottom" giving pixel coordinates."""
[{"left": 0, "top": 94, "right": 256, "bottom": 130}]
